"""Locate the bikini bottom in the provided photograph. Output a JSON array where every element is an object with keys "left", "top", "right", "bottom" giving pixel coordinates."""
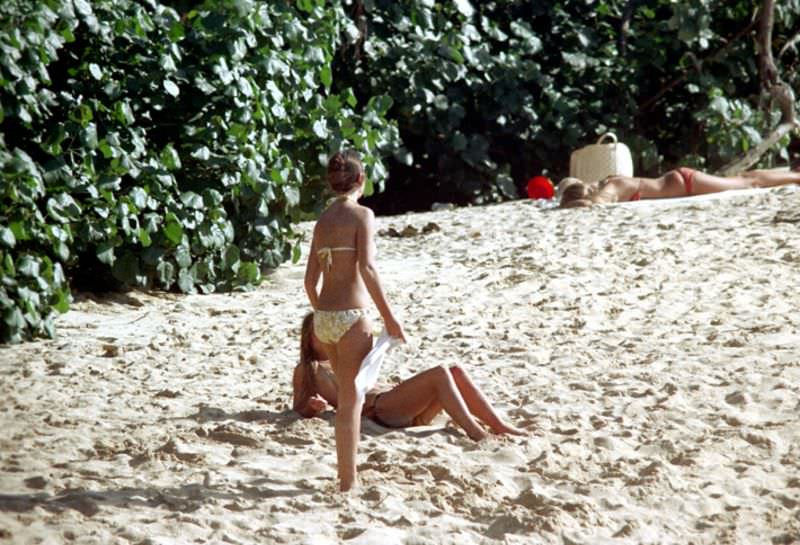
[
  {"left": 676, "top": 167, "right": 695, "bottom": 195},
  {"left": 362, "top": 392, "right": 432, "bottom": 428},
  {"left": 362, "top": 392, "right": 390, "bottom": 427},
  {"left": 313, "top": 309, "right": 366, "bottom": 344}
]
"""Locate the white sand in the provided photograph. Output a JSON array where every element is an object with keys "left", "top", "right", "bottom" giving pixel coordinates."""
[{"left": 1, "top": 186, "right": 799, "bottom": 545}]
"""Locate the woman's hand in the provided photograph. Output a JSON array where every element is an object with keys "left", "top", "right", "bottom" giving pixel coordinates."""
[
  {"left": 307, "top": 395, "right": 327, "bottom": 413},
  {"left": 298, "top": 394, "right": 327, "bottom": 418},
  {"left": 385, "top": 316, "right": 407, "bottom": 343}
]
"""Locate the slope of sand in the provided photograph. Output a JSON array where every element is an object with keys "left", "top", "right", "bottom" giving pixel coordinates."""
[{"left": 1, "top": 186, "right": 799, "bottom": 545}]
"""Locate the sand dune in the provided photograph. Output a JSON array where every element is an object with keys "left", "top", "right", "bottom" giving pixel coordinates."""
[{"left": 1, "top": 186, "right": 799, "bottom": 544}]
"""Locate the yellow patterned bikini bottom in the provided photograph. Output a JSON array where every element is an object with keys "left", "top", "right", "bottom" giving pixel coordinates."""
[{"left": 313, "top": 309, "right": 366, "bottom": 344}]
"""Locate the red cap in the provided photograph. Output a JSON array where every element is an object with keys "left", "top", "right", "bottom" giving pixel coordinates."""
[{"left": 526, "top": 176, "right": 554, "bottom": 199}]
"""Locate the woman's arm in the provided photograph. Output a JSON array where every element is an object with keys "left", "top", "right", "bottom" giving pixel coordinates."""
[
  {"left": 356, "top": 209, "right": 406, "bottom": 341},
  {"left": 304, "top": 228, "right": 321, "bottom": 310},
  {"left": 595, "top": 177, "right": 625, "bottom": 203},
  {"left": 292, "top": 362, "right": 327, "bottom": 418}
]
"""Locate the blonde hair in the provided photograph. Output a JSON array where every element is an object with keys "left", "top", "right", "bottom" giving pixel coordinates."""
[{"left": 558, "top": 177, "right": 595, "bottom": 208}]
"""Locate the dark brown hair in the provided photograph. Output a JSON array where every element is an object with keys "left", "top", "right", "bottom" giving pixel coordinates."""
[
  {"left": 293, "top": 312, "right": 319, "bottom": 411},
  {"left": 327, "top": 150, "right": 364, "bottom": 194},
  {"left": 299, "top": 312, "right": 316, "bottom": 366}
]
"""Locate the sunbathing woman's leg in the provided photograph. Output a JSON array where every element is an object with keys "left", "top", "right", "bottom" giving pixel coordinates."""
[
  {"left": 740, "top": 169, "right": 800, "bottom": 188},
  {"left": 684, "top": 170, "right": 756, "bottom": 195},
  {"left": 373, "top": 365, "right": 488, "bottom": 440},
  {"left": 690, "top": 169, "right": 800, "bottom": 195},
  {"left": 332, "top": 319, "right": 373, "bottom": 492},
  {"left": 448, "top": 366, "right": 525, "bottom": 436}
]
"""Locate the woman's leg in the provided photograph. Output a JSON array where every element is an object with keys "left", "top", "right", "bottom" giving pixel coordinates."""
[
  {"left": 689, "top": 171, "right": 760, "bottom": 194},
  {"left": 332, "top": 318, "right": 373, "bottom": 492},
  {"left": 740, "top": 169, "right": 800, "bottom": 188},
  {"left": 449, "top": 366, "right": 525, "bottom": 436},
  {"left": 690, "top": 169, "right": 800, "bottom": 195},
  {"left": 374, "top": 365, "right": 488, "bottom": 440}
]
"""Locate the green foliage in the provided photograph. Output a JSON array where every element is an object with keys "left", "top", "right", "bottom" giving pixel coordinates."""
[
  {"left": 0, "top": 0, "right": 398, "bottom": 343},
  {"left": 337, "top": 0, "right": 799, "bottom": 210},
  {"left": 2, "top": 0, "right": 799, "bottom": 343}
]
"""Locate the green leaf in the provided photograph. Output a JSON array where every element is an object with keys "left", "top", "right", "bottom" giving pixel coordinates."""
[
  {"left": 177, "top": 267, "right": 195, "bottom": 293},
  {"left": 53, "top": 241, "right": 70, "bottom": 261},
  {"left": 137, "top": 228, "right": 152, "bottom": 247},
  {"left": 237, "top": 261, "right": 260, "bottom": 284},
  {"left": 4, "top": 306, "right": 25, "bottom": 332},
  {"left": 163, "top": 215, "right": 183, "bottom": 245},
  {"left": 175, "top": 245, "right": 191, "bottom": 268},
  {"left": 160, "top": 144, "right": 181, "bottom": 170},
  {"left": 180, "top": 191, "right": 203, "bottom": 209},
  {"left": 191, "top": 146, "right": 210, "bottom": 161},
  {"left": 0, "top": 227, "right": 16, "bottom": 248},
  {"left": 82, "top": 123, "right": 98, "bottom": 149},
  {"left": 169, "top": 22, "right": 185, "bottom": 41},
  {"left": 96, "top": 242, "right": 115, "bottom": 265},
  {"left": 129, "top": 187, "right": 147, "bottom": 209},
  {"left": 320, "top": 66, "right": 332, "bottom": 90},
  {"left": 367, "top": 94, "right": 393, "bottom": 116},
  {"left": 73, "top": 0, "right": 92, "bottom": 16},
  {"left": 53, "top": 289, "right": 70, "bottom": 313},
  {"left": 282, "top": 185, "right": 300, "bottom": 206},
  {"left": 223, "top": 245, "right": 240, "bottom": 271},
  {"left": 312, "top": 119, "right": 328, "bottom": 138},
  {"left": 10, "top": 222, "right": 29, "bottom": 242},
  {"left": 453, "top": 0, "right": 474, "bottom": 17},
  {"left": 112, "top": 252, "right": 140, "bottom": 285},
  {"left": 78, "top": 104, "right": 94, "bottom": 127},
  {"left": 343, "top": 88, "right": 358, "bottom": 107},
  {"left": 88, "top": 63, "right": 102, "bottom": 80},
  {"left": 114, "top": 101, "right": 135, "bottom": 126},
  {"left": 157, "top": 260, "right": 175, "bottom": 288},
  {"left": 164, "top": 80, "right": 180, "bottom": 97},
  {"left": 297, "top": 0, "right": 314, "bottom": 13},
  {"left": 46, "top": 193, "right": 82, "bottom": 223}
]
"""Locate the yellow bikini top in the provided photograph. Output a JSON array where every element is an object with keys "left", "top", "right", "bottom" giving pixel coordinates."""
[
  {"left": 317, "top": 247, "right": 356, "bottom": 270},
  {"left": 317, "top": 194, "right": 360, "bottom": 270}
]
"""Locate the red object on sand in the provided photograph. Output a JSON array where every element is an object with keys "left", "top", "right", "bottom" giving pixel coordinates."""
[{"left": 526, "top": 176, "right": 554, "bottom": 199}]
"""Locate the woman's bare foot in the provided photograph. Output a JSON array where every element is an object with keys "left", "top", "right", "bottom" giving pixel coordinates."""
[
  {"left": 339, "top": 478, "right": 358, "bottom": 492},
  {"left": 467, "top": 428, "right": 489, "bottom": 441},
  {"left": 490, "top": 423, "right": 527, "bottom": 436}
]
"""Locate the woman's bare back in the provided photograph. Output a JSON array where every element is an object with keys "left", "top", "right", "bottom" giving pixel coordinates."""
[{"left": 313, "top": 199, "right": 371, "bottom": 310}]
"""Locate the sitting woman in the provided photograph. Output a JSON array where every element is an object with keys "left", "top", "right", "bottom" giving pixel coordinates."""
[
  {"left": 292, "top": 313, "right": 525, "bottom": 440},
  {"left": 559, "top": 166, "right": 800, "bottom": 208}
]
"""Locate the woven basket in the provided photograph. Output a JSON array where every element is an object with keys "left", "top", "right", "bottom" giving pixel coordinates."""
[{"left": 569, "top": 133, "right": 633, "bottom": 184}]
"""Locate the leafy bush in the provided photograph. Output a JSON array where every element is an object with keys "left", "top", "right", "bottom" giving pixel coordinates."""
[
  {"left": 342, "top": 1, "right": 799, "bottom": 212},
  {"left": 0, "top": 0, "right": 398, "bottom": 343},
  {"left": 2, "top": 0, "right": 798, "bottom": 343}
]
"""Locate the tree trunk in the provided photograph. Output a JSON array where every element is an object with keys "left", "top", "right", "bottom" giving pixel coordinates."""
[
  {"left": 717, "top": 121, "right": 796, "bottom": 176},
  {"left": 717, "top": 0, "right": 798, "bottom": 175}
]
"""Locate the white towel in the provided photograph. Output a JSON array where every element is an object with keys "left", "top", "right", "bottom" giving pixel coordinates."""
[{"left": 355, "top": 331, "right": 401, "bottom": 403}]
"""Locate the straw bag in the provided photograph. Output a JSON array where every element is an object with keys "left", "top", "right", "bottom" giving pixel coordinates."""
[{"left": 569, "top": 132, "right": 633, "bottom": 184}]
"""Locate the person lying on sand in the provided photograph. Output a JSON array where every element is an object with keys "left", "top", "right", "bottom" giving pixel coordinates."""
[
  {"left": 292, "top": 313, "right": 525, "bottom": 441},
  {"left": 559, "top": 166, "right": 800, "bottom": 208}
]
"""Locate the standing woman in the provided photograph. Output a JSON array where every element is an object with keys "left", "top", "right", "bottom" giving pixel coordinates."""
[{"left": 304, "top": 150, "right": 406, "bottom": 491}]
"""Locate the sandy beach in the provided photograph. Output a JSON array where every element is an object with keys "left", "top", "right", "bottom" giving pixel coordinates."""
[{"left": 1, "top": 186, "right": 799, "bottom": 545}]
